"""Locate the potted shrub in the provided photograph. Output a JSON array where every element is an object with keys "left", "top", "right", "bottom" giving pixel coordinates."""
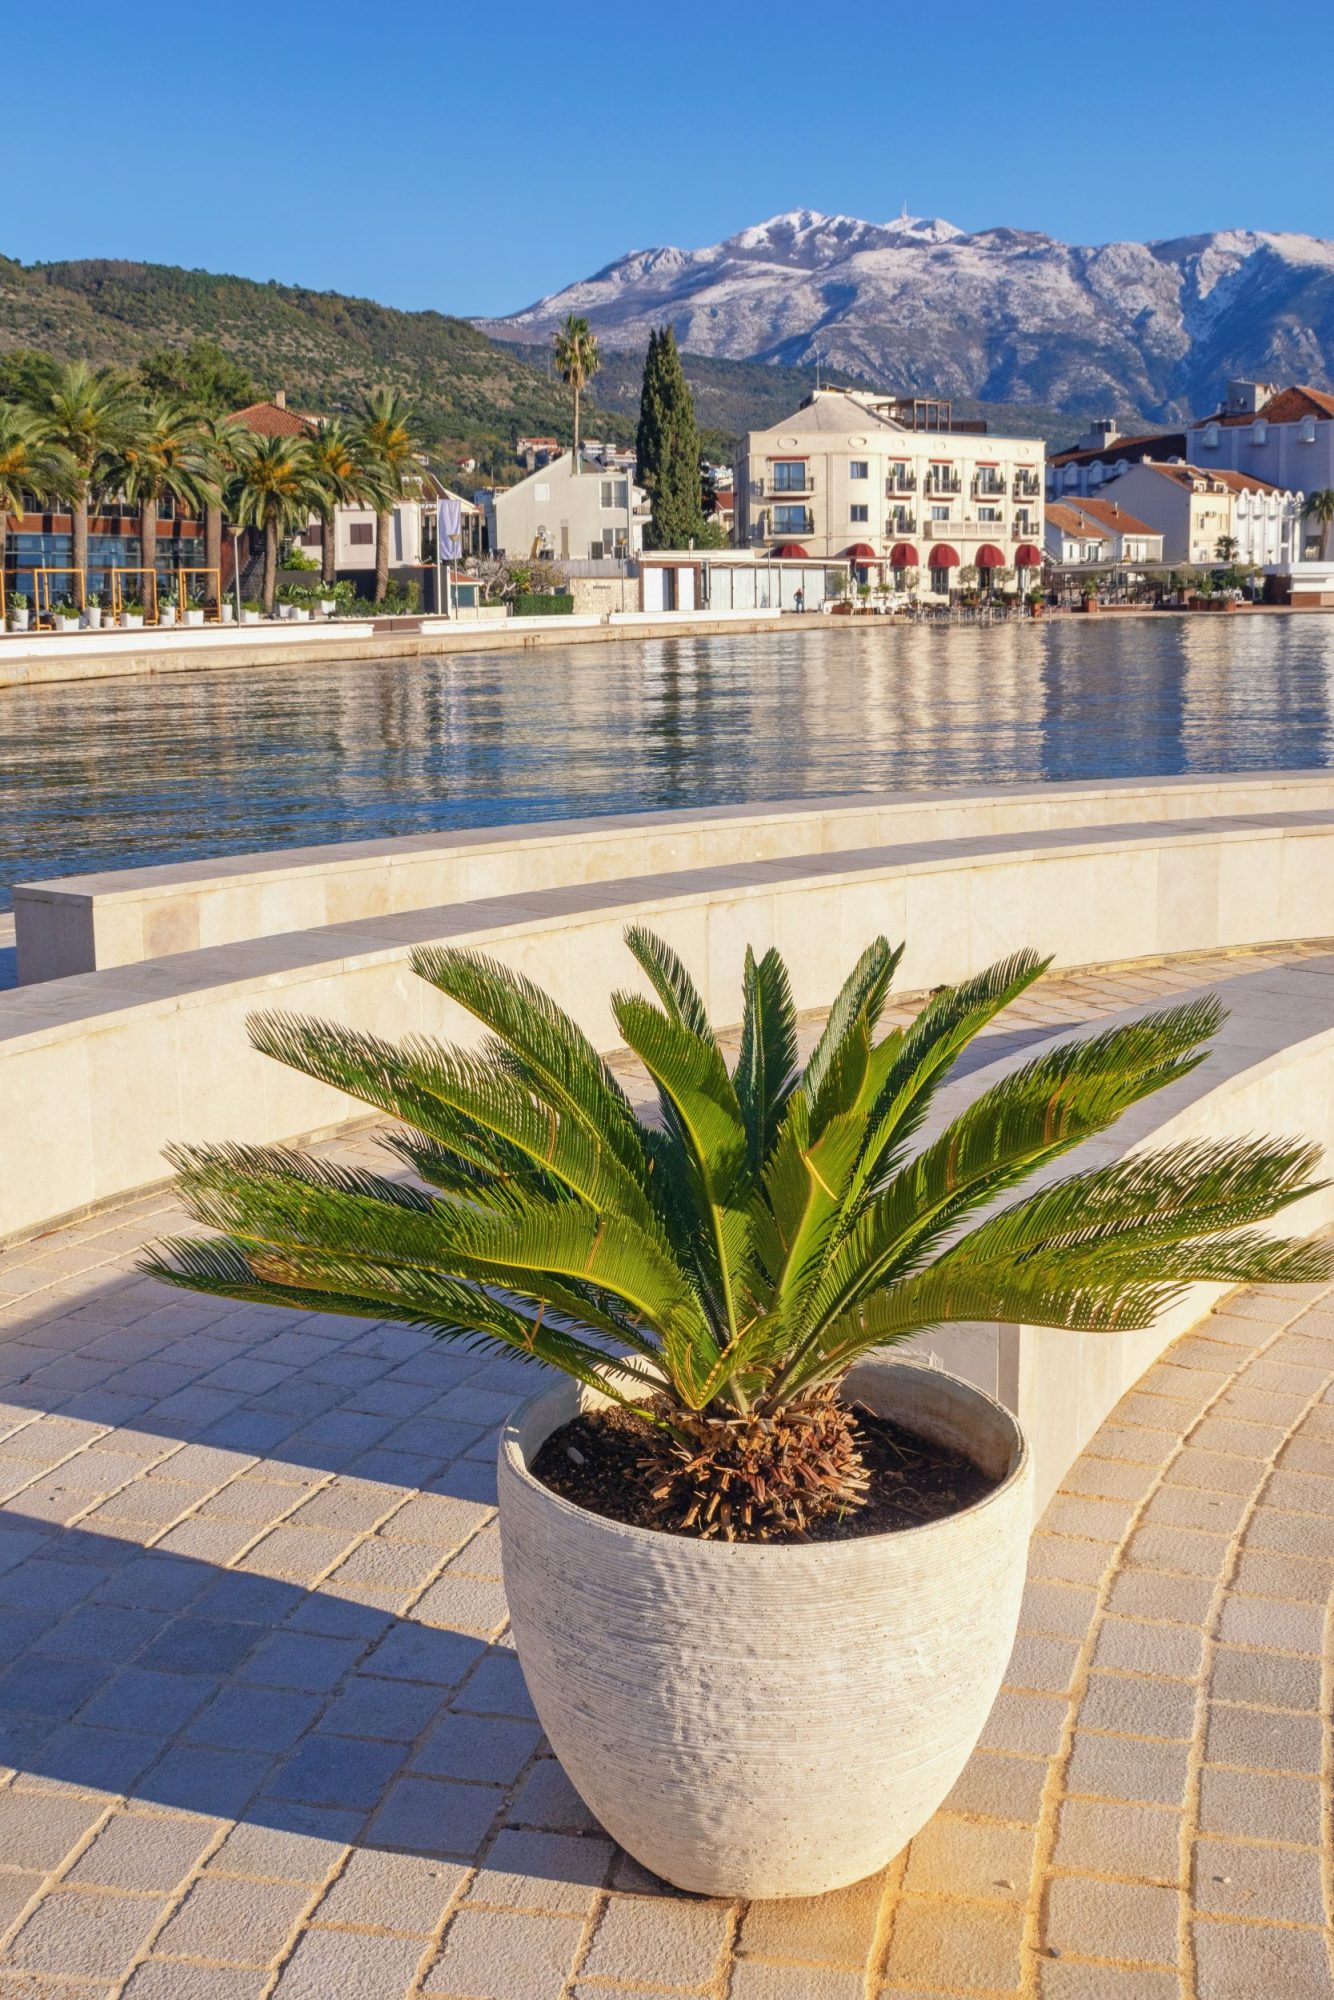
[
  {"left": 1028, "top": 586, "right": 1045, "bottom": 620},
  {"left": 53, "top": 596, "right": 81, "bottom": 634},
  {"left": 219, "top": 600, "right": 235, "bottom": 624},
  {"left": 1079, "top": 579, "right": 1100, "bottom": 613},
  {"left": 119, "top": 597, "right": 145, "bottom": 630},
  {"left": 148, "top": 931, "right": 1327, "bottom": 1899},
  {"left": 7, "top": 593, "right": 29, "bottom": 632},
  {"left": 83, "top": 597, "right": 104, "bottom": 631},
  {"left": 183, "top": 595, "right": 206, "bottom": 628},
  {"left": 158, "top": 590, "right": 178, "bottom": 629},
  {"left": 240, "top": 597, "right": 264, "bottom": 625}
]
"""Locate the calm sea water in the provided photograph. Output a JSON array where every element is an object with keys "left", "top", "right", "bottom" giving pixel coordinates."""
[{"left": 4, "top": 616, "right": 1333, "bottom": 909}]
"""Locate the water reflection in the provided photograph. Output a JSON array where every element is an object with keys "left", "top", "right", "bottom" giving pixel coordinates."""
[{"left": 3, "top": 617, "right": 1332, "bottom": 905}]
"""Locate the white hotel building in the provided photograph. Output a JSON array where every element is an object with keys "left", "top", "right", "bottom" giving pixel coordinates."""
[{"left": 733, "top": 388, "right": 1045, "bottom": 591}]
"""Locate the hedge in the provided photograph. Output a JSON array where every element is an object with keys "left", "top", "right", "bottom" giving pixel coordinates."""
[{"left": 514, "top": 593, "right": 574, "bottom": 617}]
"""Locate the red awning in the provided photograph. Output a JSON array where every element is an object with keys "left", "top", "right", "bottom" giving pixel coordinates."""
[
  {"left": 976, "top": 545, "right": 1005, "bottom": 569},
  {"left": 888, "top": 542, "right": 919, "bottom": 567},
  {"left": 927, "top": 543, "right": 961, "bottom": 568},
  {"left": 773, "top": 542, "right": 810, "bottom": 558},
  {"left": 843, "top": 542, "right": 878, "bottom": 561},
  {"left": 1014, "top": 543, "right": 1042, "bottom": 567}
]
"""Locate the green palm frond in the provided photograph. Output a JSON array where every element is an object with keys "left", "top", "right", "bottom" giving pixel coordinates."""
[{"left": 148, "top": 929, "right": 1332, "bottom": 1424}]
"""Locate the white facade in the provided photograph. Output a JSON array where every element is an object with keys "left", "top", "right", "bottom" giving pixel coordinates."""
[
  {"left": 733, "top": 389, "right": 1045, "bottom": 592},
  {"left": 1187, "top": 388, "right": 1333, "bottom": 556},
  {"left": 479, "top": 452, "right": 649, "bottom": 562}
]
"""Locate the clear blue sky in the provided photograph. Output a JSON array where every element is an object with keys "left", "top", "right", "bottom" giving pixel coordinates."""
[{"left": 8, "top": 0, "right": 1332, "bottom": 320}]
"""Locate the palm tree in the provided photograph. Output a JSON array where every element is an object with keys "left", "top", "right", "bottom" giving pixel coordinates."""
[
  {"left": 0, "top": 401, "right": 74, "bottom": 608},
  {"left": 308, "top": 419, "right": 383, "bottom": 588},
  {"left": 225, "top": 433, "right": 322, "bottom": 615},
  {"left": 1302, "top": 489, "right": 1334, "bottom": 561},
  {"left": 148, "top": 931, "right": 1329, "bottom": 1542},
  {"left": 113, "top": 397, "right": 221, "bottom": 600},
  {"left": 553, "top": 314, "right": 600, "bottom": 473},
  {"left": 202, "top": 414, "right": 245, "bottom": 605},
  {"left": 357, "top": 390, "right": 419, "bottom": 602},
  {"left": 31, "top": 361, "right": 134, "bottom": 583}
]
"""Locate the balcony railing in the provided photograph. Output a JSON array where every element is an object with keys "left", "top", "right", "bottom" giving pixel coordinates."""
[
  {"left": 1013, "top": 476, "right": 1041, "bottom": 498},
  {"left": 885, "top": 472, "right": 917, "bottom": 494},
  {"left": 762, "top": 512, "right": 816, "bottom": 537},
  {"left": 923, "top": 475, "right": 962, "bottom": 496},
  {"left": 886, "top": 516, "right": 917, "bottom": 534},
  {"left": 759, "top": 472, "right": 817, "bottom": 497}
]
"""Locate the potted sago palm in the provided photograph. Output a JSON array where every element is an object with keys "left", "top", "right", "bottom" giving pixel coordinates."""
[
  {"left": 147, "top": 931, "right": 1328, "bottom": 1899},
  {"left": 7, "top": 592, "right": 29, "bottom": 632},
  {"left": 119, "top": 596, "right": 145, "bottom": 630}
]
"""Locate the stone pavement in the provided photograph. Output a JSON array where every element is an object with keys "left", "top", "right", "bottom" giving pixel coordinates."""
[{"left": 0, "top": 948, "right": 1330, "bottom": 1998}]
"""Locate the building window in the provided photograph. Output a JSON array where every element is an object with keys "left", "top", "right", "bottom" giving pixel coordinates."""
[
  {"left": 600, "top": 479, "right": 628, "bottom": 509},
  {"left": 849, "top": 504, "right": 869, "bottom": 523},
  {"left": 349, "top": 522, "right": 373, "bottom": 546},
  {"left": 930, "top": 503, "right": 950, "bottom": 521},
  {"left": 534, "top": 482, "right": 550, "bottom": 502},
  {"left": 978, "top": 506, "right": 1000, "bottom": 523},
  {"left": 849, "top": 461, "right": 869, "bottom": 480},
  {"left": 772, "top": 504, "right": 810, "bottom": 534},
  {"left": 772, "top": 462, "right": 808, "bottom": 492}
]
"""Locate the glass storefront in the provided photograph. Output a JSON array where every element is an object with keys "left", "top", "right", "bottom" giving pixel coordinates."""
[{"left": 5, "top": 531, "right": 204, "bottom": 604}]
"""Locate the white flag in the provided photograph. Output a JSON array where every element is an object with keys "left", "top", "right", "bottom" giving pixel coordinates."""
[{"left": 437, "top": 495, "right": 463, "bottom": 561}]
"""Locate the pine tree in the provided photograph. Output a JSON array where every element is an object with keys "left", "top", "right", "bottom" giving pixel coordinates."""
[{"left": 635, "top": 326, "right": 705, "bottom": 550}]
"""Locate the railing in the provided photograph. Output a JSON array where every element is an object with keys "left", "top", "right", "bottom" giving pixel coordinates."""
[
  {"left": 758, "top": 472, "right": 817, "bottom": 497},
  {"left": 972, "top": 478, "right": 1008, "bottom": 499},
  {"left": 923, "top": 476, "right": 962, "bottom": 496},
  {"left": 886, "top": 517, "right": 917, "bottom": 534},
  {"left": 885, "top": 473, "right": 917, "bottom": 494},
  {"left": 760, "top": 513, "right": 816, "bottom": 537},
  {"left": 1013, "top": 478, "right": 1041, "bottom": 498}
]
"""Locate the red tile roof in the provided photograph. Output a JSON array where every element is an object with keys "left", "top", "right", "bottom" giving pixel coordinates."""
[
  {"left": 1047, "top": 503, "right": 1111, "bottom": 540},
  {"left": 1064, "top": 496, "right": 1159, "bottom": 537},
  {"left": 1138, "top": 462, "right": 1282, "bottom": 496},
  {"left": 230, "top": 400, "right": 316, "bottom": 437},
  {"left": 1197, "top": 384, "right": 1334, "bottom": 429}
]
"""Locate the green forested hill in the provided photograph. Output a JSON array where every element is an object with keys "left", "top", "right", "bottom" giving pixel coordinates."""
[
  {"left": 0, "top": 252, "right": 1082, "bottom": 474},
  {"left": 0, "top": 254, "right": 631, "bottom": 472}
]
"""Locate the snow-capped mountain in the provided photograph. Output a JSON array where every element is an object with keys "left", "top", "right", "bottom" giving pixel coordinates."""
[{"left": 478, "top": 211, "right": 1334, "bottom": 421}]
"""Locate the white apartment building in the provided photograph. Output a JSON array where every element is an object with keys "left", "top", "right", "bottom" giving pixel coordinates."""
[
  {"left": 733, "top": 389, "right": 1045, "bottom": 592},
  {"left": 1187, "top": 383, "right": 1332, "bottom": 551},
  {"left": 1077, "top": 462, "right": 1298, "bottom": 567},
  {"left": 478, "top": 451, "right": 649, "bottom": 561},
  {"left": 1045, "top": 499, "right": 1163, "bottom": 568}
]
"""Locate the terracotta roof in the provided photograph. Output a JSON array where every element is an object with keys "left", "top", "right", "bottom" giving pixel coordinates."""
[
  {"left": 1046, "top": 503, "right": 1111, "bottom": 540},
  {"left": 1050, "top": 430, "right": 1185, "bottom": 468},
  {"left": 1136, "top": 462, "right": 1282, "bottom": 497},
  {"left": 1197, "top": 385, "right": 1334, "bottom": 429},
  {"left": 1063, "top": 496, "right": 1159, "bottom": 538},
  {"left": 230, "top": 400, "right": 315, "bottom": 437}
]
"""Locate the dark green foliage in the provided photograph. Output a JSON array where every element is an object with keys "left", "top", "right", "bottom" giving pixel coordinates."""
[
  {"left": 148, "top": 930, "right": 1331, "bottom": 1440},
  {"left": 514, "top": 592, "right": 573, "bottom": 616},
  {"left": 636, "top": 328, "right": 707, "bottom": 550},
  {"left": 138, "top": 339, "right": 254, "bottom": 414}
]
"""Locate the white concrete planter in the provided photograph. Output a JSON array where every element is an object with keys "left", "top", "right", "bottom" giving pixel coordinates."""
[
  {"left": 241, "top": 610, "right": 262, "bottom": 625},
  {"left": 119, "top": 613, "right": 144, "bottom": 630},
  {"left": 319, "top": 598, "right": 336, "bottom": 616},
  {"left": 82, "top": 608, "right": 102, "bottom": 630},
  {"left": 8, "top": 612, "right": 30, "bottom": 631},
  {"left": 159, "top": 607, "right": 178, "bottom": 628},
  {"left": 54, "top": 615, "right": 80, "bottom": 633},
  {"left": 499, "top": 1356, "right": 1031, "bottom": 1898},
  {"left": 184, "top": 610, "right": 205, "bottom": 627},
  {"left": 219, "top": 605, "right": 235, "bottom": 624}
]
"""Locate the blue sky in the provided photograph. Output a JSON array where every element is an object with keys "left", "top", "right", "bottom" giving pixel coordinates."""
[{"left": 8, "top": 0, "right": 1332, "bottom": 320}]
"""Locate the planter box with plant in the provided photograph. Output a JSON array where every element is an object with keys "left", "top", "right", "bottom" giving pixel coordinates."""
[
  {"left": 240, "top": 599, "right": 264, "bottom": 625},
  {"left": 119, "top": 600, "right": 145, "bottom": 630},
  {"left": 148, "top": 933, "right": 1327, "bottom": 1899},
  {"left": 8, "top": 594, "right": 30, "bottom": 632}
]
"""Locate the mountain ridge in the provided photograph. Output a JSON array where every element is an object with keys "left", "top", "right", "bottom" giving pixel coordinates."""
[{"left": 480, "top": 211, "right": 1334, "bottom": 422}]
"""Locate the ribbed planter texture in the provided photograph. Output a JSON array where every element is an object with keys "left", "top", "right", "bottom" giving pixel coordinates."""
[{"left": 499, "top": 1356, "right": 1032, "bottom": 1898}]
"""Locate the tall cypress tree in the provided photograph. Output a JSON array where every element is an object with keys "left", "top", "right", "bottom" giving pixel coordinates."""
[{"left": 635, "top": 326, "right": 705, "bottom": 550}]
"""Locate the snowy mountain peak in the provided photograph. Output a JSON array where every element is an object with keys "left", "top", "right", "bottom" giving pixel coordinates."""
[{"left": 479, "top": 212, "right": 1334, "bottom": 423}]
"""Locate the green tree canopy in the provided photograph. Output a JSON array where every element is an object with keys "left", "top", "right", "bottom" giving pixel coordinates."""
[
  {"left": 138, "top": 340, "right": 255, "bottom": 414},
  {"left": 636, "top": 327, "right": 706, "bottom": 550}
]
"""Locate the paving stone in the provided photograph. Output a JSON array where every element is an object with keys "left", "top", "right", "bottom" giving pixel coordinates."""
[
  {"left": 81, "top": 1667, "right": 218, "bottom": 1736},
  {"left": 29, "top": 1719, "right": 166, "bottom": 1796},
  {"left": 0, "top": 1870, "right": 42, "bottom": 1932},
  {"left": 942, "top": 1750, "right": 1048, "bottom": 1825},
  {"left": 1052, "top": 1797, "right": 1181, "bottom": 1882},
  {"left": 1193, "top": 1836, "right": 1325, "bottom": 1925},
  {"left": 902, "top": 1816, "right": 1034, "bottom": 1902},
  {"left": 979, "top": 1691, "right": 1069, "bottom": 1757},
  {"left": 1105, "top": 1570, "right": 1216, "bottom": 1625},
  {"left": 65, "top": 1808, "right": 218, "bottom": 1891},
  {"left": 412, "top": 1571, "right": 510, "bottom": 1636},
  {"left": 466, "top": 1826, "right": 613, "bottom": 1916},
  {"left": 1204, "top": 1702, "right": 1322, "bottom": 1774},
  {"left": 882, "top": 1896, "right": 1025, "bottom": 1994},
  {"left": 0, "top": 1789, "right": 106, "bottom": 1869},
  {"left": 411, "top": 1713, "right": 541, "bottom": 1784},
  {"left": 733, "top": 1966, "right": 864, "bottom": 2000},
  {"left": 272, "top": 1925, "right": 427, "bottom": 1999},
  {"left": 1003, "top": 1634, "right": 1081, "bottom": 1695},
  {"left": 137, "top": 1619, "right": 259, "bottom": 1678},
  {"left": 1207, "top": 1646, "right": 1320, "bottom": 1710},
  {"left": 316, "top": 1676, "right": 446, "bottom": 1744},
  {"left": 141, "top": 1744, "right": 274, "bottom": 1819},
  {"left": 1037, "top": 1963, "right": 1179, "bottom": 1999},
  {"left": 1140, "top": 1484, "right": 1251, "bottom": 1534},
  {"left": 8, "top": 1885, "right": 167, "bottom": 1977},
  {"left": 426, "top": 1906, "right": 583, "bottom": 1998},
  {"left": 206, "top": 1808, "right": 355, "bottom": 1882},
  {"left": 367, "top": 1775, "right": 503, "bottom": 1858},
  {"left": 457, "top": 1651, "right": 537, "bottom": 1720},
  {"left": 1044, "top": 1875, "right": 1180, "bottom": 1965},
  {"left": 581, "top": 1893, "right": 731, "bottom": 1986},
  {"left": 155, "top": 1873, "right": 313, "bottom": 1965},
  {"left": 1197, "top": 1766, "right": 1322, "bottom": 1845},
  {"left": 1192, "top": 1916, "right": 1331, "bottom": 1998},
  {"left": 0, "top": 1654, "right": 109, "bottom": 1719},
  {"left": 359, "top": 1624, "right": 485, "bottom": 1689},
  {"left": 1064, "top": 1731, "right": 1191, "bottom": 1807},
  {"left": 315, "top": 1848, "right": 464, "bottom": 1933},
  {"left": 187, "top": 1685, "right": 324, "bottom": 1754},
  {"left": 266, "top": 1732, "right": 407, "bottom": 1810},
  {"left": 1078, "top": 1671, "right": 1197, "bottom": 1739},
  {"left": 1217, "top": 1595, "right": 1324, "bottom": 1652},
  {"left": 506, "top": 1757, "right": 603, "bottom": 1834},
  {"left": 235, "top": 1631, "right": 365, "bottom": 1692},
  {"left": 1017, "top": 1581, "right": 1099, "bottom": 1640}
]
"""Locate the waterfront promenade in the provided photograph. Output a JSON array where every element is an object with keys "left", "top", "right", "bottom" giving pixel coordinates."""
[{"left": 0, "top": 949, "right": 1331, "bottom": 1997}]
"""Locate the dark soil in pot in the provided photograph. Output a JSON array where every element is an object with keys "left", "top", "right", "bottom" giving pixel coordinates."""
[{"left": 531, "top": 1399, "right": 1000, "bottom": 1545}]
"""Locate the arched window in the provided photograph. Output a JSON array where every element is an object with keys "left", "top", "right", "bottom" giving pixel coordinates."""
[
  {"left": 1089, "top": 463, "right": 1103, "bottom": 486},
  {"left": 1251, "top": 420, "right": 1267, "bottom": 446},
  {"left": 1201, "top": 422, "right": 1220, "bottom": 449},
  {"left": 1300, "top": 418, "right": 1317, "bottom": 445}
]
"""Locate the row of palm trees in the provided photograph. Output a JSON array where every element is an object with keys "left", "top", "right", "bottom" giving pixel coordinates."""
[{"left": 0, "top": 361, "right": 421, "bottom": 616}]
